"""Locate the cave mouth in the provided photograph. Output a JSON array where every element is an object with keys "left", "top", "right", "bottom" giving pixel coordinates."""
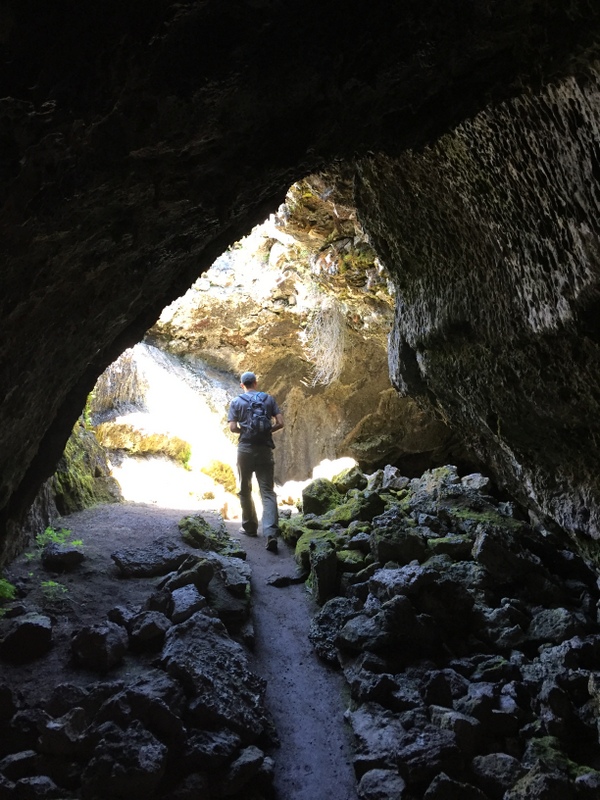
[{"left": 85, "top": 205, "right": 362, "bottom": 514}]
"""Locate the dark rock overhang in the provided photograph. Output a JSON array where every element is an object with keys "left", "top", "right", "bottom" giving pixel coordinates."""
[{"left": 1, "top": 1, "right": 600, "bottom": 560}]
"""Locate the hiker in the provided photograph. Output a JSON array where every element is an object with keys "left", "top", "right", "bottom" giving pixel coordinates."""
[{"left": 228, "top": 371, "right": 284, "bottom": 552}]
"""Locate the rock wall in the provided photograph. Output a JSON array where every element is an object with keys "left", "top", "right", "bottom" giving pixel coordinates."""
[
  {"left": 1, "top": 2, "right": 600, "bottom": 561},
  {"left": 355, "top": 64, "right": 600, "bottom": 555}
]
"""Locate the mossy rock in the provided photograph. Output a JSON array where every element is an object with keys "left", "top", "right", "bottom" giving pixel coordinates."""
[
  {"left": 295, "top": 529, "right": 347, "bottom": 571},
  {"left": 319, "top": 490, "right": 385, "bottom": 528},
  {"left": 447, "top": 505, "right": 523, "bottom": 535},
  {"left": 178, "top": 515, "right": 245, "bottom": 558},
  {"left": 370, "top": 527, "right": 427, "bottom": 565},
  {"left": 52, "top": 420, "right": 122, "bottom": 514},
  {"left": 336, "top": 549, "right": 366, "bottom": 573},
  {"left": 332, "top": 465, "right": 368, "bottom": 494},
  {"left": 279, "top": 517, "right": 314, "bottom": 547},
  {"left": 426, "top": 534, "right": 473, "bottom": 560},
  {"left": 301, "top": 478, "right": 343, "bottom": 516},
  {"left": 201, "top": 460, "right": 237, "bottom": 495}
]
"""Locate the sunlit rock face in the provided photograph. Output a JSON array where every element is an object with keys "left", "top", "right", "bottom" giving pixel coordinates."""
[
  {"left": 356, "top": 65, "right": 600, "bottom": 554},
  {"left": 149, "top": 179, "right": 458, "bottom": 482},
  {"left": 1, "top": 1, "right": 600, "bottom": 560}
]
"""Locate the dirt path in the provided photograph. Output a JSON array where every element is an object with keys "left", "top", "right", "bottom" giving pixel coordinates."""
[
  {"left": 226, "top": 523, "right": 358, "bottom": 800},
  {"left": 4, "top": 503, "right": 358, "bottom": 800}
]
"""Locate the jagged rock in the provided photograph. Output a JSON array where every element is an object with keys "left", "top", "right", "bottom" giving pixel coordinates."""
[
  {"left": 107, "top": 604, "right": 140, "bottom": 628},
  {"left": 40, "top": 542, "right": 85, "bottom": 572},
  {"left": 160, "top": 612, "right": 270, "bottom": 744},
  {"left": 0, "top": 613, "right": 53, "bottom": 663},
  {"left": 13, "top": 775, "right": 62, "bottom": 799},
  {"left": 428, "top": 706, "right": 481, "bottom": 757},
  {"left": 80, "top": 720, "right": 168, "bottom": 800},
  {"left": 160, "top": 557, "right": 214, "bottom": 595},
  {"left": 345, "top": 703, "right": 409, "bottom": 774},
  {"left": 395, "top": 724, "right": 462, "bottom": 785},
  {"left": 162, "top": 773, "right": 209, "bottom": 800},
  {"left": 309, "top": 596, "right": 361, "bottom": 665},
  {"left": 0, "top": 683, "right": 19, "bottom": 722},
  {"left": 471, "top": 753, "right": 526, "bottom": 800},
  {"left": 336, "top": 612, "right": 391, "bottom": 655},
  {"left": 178, "top": 729, "right": 242, "bottom": 772},
  {"left": 128, "top": 611, "right": 171, "bottom": 651},
  {"left": 111, "top": 538, "right": 189, "bottom": 577},
  {"left": 309, "top": 538, "right": 339, "bottom": 605},
  {"left": 216, "top": 745, "right": 265, "bottom": 797},
  {"left": 357, "top": 768, "right": 407, "bottom": 799},
  {"left": 504, "top": 763, "right": 575, "bottom": 800},
  {"left": 37, "top": 707, "right": 87, "bottom": 757},
  {"left": 381, "top": 466, "right": 411, "bottom": 491},
  {"left": 368, "top": 562, "right": 438, "bottom": 601},
  {"left": 265, "top": 567, "right": 309, "bottom": 587},
  {"left": 301, "top": 478, "right": 343, "bottom": 516},
  {"left": 170, "top": 585, "right": 206, "bottom": 623},
  {"left": 0, "top": 774, "right": 14, "bottom": 798},
  {"left": 525, "top": 607, "right": 586, "bottom": 646},
  {"left": 424, "top": 772, "right": 488, "bottom": 800},
  {"left": 0, "top": 750, "right": 39, "bottom": 781},
  {"left": 178, "top": 515, "right": 245, "bottom": 559},
  {"left": 370, "top": 512, "right": 428, "bottom": 565},
  {"left": 332, "top": 466, "right": 368, "bottom": 494},
  {"left": 70, "top": 622, "right": 128, "bottom": 672}
]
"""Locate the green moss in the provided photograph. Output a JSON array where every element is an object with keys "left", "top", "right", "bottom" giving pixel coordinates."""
[
  {"left": 52, "top": 419, "right": 121, "bottom": 514},
  {"left": 318, "top": 490, "right": 385, "bottom": 527},
  {"left": 336, "top": 549, "right": 366, "bottom": 573},
  {"left": 178, "top": 514, "right": 245, "bottom": 558},
  {"left": 201, "top": 460, "right": 237, "bottom": 494},
  {"left": 301, "top": 478, "right": 343, "bottom": 515},
  {"left": 279, "top": 517, "right": 313, "bottom": 547},
  {"left": 447, "top": 506, "right": 523, "bottom": 530},
  {"left": 295, "top": 529, "right": 347, "bottom": 571},
  {"left": 0, "top": 578, "right": 16, "bottom": 601},
  {"left": 524, "top": 736, "right": 596, "bottom": 778}
]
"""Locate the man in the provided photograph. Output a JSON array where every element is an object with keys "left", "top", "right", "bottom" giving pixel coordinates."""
[{"left": 228, "top": 371, "right": 284, "bottom": 552}]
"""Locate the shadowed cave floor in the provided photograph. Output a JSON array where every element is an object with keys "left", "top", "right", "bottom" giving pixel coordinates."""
[{"left": 3, "top": 502, "right": 358, "bottom": 800}]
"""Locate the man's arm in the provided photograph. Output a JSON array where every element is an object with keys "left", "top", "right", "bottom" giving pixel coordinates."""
[
  {"left": 271, "top": 413, "right": 284, "bottom": 433},
  {"left": 229, "top": 420, "right": 241, "bottom": 434}
]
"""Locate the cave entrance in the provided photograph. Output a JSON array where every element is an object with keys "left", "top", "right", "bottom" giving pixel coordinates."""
[{"left": 81, "top": 176, "right": 405, "bottom": 516}]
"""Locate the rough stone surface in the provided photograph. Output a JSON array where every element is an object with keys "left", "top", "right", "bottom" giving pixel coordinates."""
[{"left": 2, "top": 3, "right": 600, "bottom": 564}]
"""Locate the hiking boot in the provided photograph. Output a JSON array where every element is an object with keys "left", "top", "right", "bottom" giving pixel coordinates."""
[
  {"left": 265, "top": 536, "right": 278, "bottom": 553},
  {"left": 239, "top": 528, "right": 258, "bottom": 537}
]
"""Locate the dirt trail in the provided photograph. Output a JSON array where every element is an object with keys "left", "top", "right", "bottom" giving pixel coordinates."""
[
  {"left": 227, "top": 523, "right": 358, "bottom": 800},
  {"left": 4, "top": 503, "right": 358, "bottom": 800}
]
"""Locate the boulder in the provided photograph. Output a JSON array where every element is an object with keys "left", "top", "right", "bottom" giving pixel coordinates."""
[
  {"left": 301, "top": 478, "right": 343, "bottom": 516},
  {"left": 70, "top": 622, "right": 128, "bottom": 672},
  {"left": 160, "top": 612, "right": 270, "bottom": 744},
  {"left": 170, "top": 585, "right": 207, "bottom": 624},
  {"left": 111, "top": 538, "right": 189, "bottom": 577},
  {"left": 80, "top": 720, "right": 168, "bottom": 800},
  {"left": 40, "top": 542, "right": 85, "bottom": 572},
  {"left": 0, "top": 613, "right": 53, "bottom": 663}
]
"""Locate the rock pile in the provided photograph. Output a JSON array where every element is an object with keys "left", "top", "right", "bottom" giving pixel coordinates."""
[
  {"left": 284, "top": 465, "right": 600, "bottom": 799},
  {"left": 0, "top": 519, "right": 275, "bottom": 799}
]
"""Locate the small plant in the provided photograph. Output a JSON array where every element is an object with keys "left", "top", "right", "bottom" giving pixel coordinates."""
[
  {"left": 36, "top": 526, "right": 74, "bottom": 548},
  {"left": 0, "top": 578, "right": 16, "bottom": 601},
  {"left": 40, "top": 580, "right": 69, "bottom": 609}
]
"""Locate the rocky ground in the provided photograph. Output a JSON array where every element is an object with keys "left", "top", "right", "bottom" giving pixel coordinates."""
[
  {"left": 1, "top": 464, "right": 600, "bottom": 800},
  {"left": 0, "top": 501, "right": 357, "bottom": 800}
]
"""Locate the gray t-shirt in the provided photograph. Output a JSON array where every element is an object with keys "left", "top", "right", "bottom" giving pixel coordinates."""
[{"left": 228, "top": 391, "right": 281, "bottom": 450}]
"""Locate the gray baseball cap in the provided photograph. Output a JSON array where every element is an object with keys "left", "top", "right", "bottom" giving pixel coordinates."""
[{"left": 240, "top": 371, "right": 256, "bottom": 385}]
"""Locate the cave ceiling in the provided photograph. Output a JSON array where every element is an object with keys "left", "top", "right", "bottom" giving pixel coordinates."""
[{"left": 1, "top": 1, "right": 600, "bottom": 559}]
